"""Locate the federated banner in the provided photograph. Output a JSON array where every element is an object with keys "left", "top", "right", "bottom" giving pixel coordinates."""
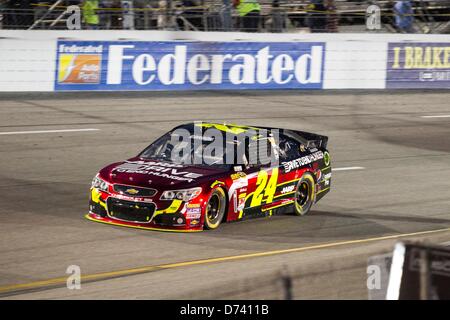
[
  {"left": 54, "top": 41, "right": 325, "bottom": 91},
  {"left": 386, "top": 42, "right": 450, "bottom": 89}
]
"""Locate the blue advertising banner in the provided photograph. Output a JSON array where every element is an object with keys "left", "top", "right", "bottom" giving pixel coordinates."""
[
  {"left": 54, "top": 41, "right": 325, "bottom": 91},
  {"left": 386, "top": 42, "right": 450, "bottom": 89}
]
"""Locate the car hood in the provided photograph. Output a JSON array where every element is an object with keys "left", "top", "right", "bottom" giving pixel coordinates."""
[{"left": 99, "top": 157, "right": 229, "bottom": 190}]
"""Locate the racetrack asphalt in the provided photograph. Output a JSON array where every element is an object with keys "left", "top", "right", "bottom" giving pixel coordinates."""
[{"left": 0, "top": 90, "right": 449, "bottom": 299}]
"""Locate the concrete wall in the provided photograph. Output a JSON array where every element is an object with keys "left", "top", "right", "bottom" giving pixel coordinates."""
[{"left": 1, "top": 30, "right": 449, "bottom": 91}]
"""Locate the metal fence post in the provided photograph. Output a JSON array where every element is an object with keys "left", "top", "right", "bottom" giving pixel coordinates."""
[
  {"left": 419, "top": 248, "right": 430, "bottom": 300},
  {"left": 222, "top": 0, "right": 232, "bottom": 31},
  {"left": 271, "top": 0, "right": 283, "bottom": 33}
]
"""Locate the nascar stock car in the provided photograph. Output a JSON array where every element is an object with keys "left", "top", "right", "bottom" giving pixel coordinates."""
[{"left": 86, "top": 123, "right": 331, "bottom": 232}]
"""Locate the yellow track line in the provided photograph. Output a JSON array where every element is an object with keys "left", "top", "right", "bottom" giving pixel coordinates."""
[{"left": 1, "top": 226, "right": 450, "bottom": 295}]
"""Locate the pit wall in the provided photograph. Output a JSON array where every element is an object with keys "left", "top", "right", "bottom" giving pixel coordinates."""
[{"left": 0, "top": 30, "right": 449, "bottom": 92}]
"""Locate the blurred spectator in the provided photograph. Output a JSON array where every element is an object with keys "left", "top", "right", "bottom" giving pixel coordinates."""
[
  {"left": 270, "top": 0, "right": 284, "bottom": 33},
  {"left": 394, "top": 0, "right": 415, "bottom": 33},
  {"left": 82, "top": 0, "right": 100, "bottom": 29},
  {"left": 121, "top": 0, "right": 135, "bottom": 29},
  {"left": 3, "top": 0, "right": 34, "bottom": 29},
  {"left": 233, "top": 0, "right": 261, "bottom": 32},
  {"left": 109, "top": 0, "right": 122, "bottom": 29},
  {"left": 99, "top": 0, "right": 113, "bottom": 29},
  {"left": 134, "top": 0, "right": 147, "bottom": 30},
  {"left": 325, "top": 0, "right": 337, "bottom": 32},
  {"left": 146, "top": 0, "right": 160, "bottom": 30},
  {"left": 306, "top": 0, "right": 327, "bottom": 32}
]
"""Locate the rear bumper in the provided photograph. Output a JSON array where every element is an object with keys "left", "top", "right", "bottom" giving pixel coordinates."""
[{"left": 85, "top": 212, "right": 203, "bottom": 232}]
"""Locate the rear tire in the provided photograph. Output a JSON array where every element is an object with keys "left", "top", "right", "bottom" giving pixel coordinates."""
[
  {"left": 293, "top": 172, "right": 315, "bottom": 216},
  {"left": 204, "top": 188, "right": 227, "bottom": 230}
]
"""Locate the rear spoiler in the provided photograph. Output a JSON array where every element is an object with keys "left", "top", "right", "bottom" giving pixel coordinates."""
[
  {"left": 291, "top": 130, "right": 328, "bottom": 150},
  {"left": 239, "top": 125, "right": 328, "bottom": 150}
]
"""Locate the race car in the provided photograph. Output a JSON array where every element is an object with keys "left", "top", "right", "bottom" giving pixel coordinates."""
[{"left": 86, "top": 122, "right": 331, "bottom": 232}]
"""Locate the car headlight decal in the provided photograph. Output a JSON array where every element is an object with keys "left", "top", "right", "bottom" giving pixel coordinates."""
[
  {"left": 160, "top": 187, "right": 202, "bottom": 202},
  {"left": 91, "top": 174, "right": 109, "bottom": 192}
]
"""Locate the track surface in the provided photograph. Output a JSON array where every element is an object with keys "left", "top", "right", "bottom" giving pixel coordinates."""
[{"left": 0, "top": 90, "right": 450, "bottom": 299}]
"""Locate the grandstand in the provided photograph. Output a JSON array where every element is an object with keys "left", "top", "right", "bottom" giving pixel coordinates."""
[{"left": 0, "top": 0, "right": 449, "bottom": 32}]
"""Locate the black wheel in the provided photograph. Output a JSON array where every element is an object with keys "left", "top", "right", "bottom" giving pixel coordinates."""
[
  {"left": 204, "top": 188, "right": 227, "bottom": 230},
  {"left": 293, "top": 172, "right": 315, "bottom": 216}
]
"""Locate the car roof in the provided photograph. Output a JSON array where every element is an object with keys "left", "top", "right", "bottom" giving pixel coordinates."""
[
  {"left": 170, "top": 123, "right": 326, "bottom": 149},
  {"left": 174, "top": 122, "right": 283, "bottom": 136}
]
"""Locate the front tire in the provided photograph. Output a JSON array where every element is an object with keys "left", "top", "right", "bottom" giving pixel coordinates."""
[
  {"left": 293, "top": 172, "right": 315, "bottom": 216},
  {"left": 204, "top": 188, "right": 227, "bottom": 230}
]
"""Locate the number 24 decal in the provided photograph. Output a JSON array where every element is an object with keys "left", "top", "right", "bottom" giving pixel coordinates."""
[{"left": 250, "top": 168, "right": 279, "bottom": 207}]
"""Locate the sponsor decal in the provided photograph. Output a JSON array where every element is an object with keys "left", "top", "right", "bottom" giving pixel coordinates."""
[
  {"left": 316, "top": 169, "right": 322, "bottom": 182},
  {"left": 321, "top": 171, "right": 331, "bottom": 186},
  {"left": 114, "top": 161, "right": 202, "bottom": 183},
  {"left": 323, "top": 151, "right": 331, "bottom": 166},
  {"left": 186, "top": 206, "right": 202, "bottom": 215},
  {"left": 228, "top": 171, "right": 248, "bottom": 211},
  {"left": 282, "top": 151, "right": 324, "bottom": 173},
  {"left": 233, "top": 191, "right": 247, "bottom": 212},
  {"left": 190, "top": 219, "right": 200, "bottom": 226},
  {"left": 280, "top": 198, "right": 294, "bottom": 205},
  {"left": 186, "top": 211, "right": 201, "bottom": 219},
  {"left": 55, "top": 40, "right": 325, "bottom": 91},
  {"left": 237, "top": 197, "right": 246, "bottom": 211},
  {"left": 281, "top": 185, "right": 295, "bottom": 194},
  {"left": 186, "top": 203, "right": 201, "bottom": 218},
  {"left": 56, "top": 43, "right": 102, "bottom": 84},
  {"left": 231, "top": 172, "right": 247, "bottom": 180},
  {"left": 386, "top": 43, "right": 450, "bottom": 89},
  {"left": 113, "top": 193, "right": 154, "bottom": 202},
  {"left": 125, "top": 188, "right": 139, "bottom": 195}
]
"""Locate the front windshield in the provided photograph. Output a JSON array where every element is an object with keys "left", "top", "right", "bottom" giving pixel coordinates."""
[{"left": 139, "top": 131, "right": 242, "bottom": 170}]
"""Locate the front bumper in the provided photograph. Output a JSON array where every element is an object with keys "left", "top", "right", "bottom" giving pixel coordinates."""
[
  {"left": 85, "top": 212, "right": 202, "bottom": 232},
  {"left": 87, "top": 188, "right": 204, "bottom": 232}
]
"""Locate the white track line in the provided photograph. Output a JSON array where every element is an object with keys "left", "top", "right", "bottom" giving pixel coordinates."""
[
  {"left": 421, "top": 115, "right": 450, "bottom": 118},
  {"left": 333, "top": 166, "right": 365, "bottom": 171},
  {"left": 0, "top": 128, "right": 100, "bottom": 135}
]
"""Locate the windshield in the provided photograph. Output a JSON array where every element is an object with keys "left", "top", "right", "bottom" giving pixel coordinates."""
[{"left": 139, "top": 131, "right": 241, "bottom": 170}]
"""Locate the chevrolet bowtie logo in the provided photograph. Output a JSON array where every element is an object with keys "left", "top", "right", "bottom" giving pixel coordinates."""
[{"left": 125, "top": 188, "right": 139, "bottom": 195}]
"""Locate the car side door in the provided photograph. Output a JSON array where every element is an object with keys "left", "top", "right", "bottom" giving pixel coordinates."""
[{"left": 243, "top": 137, "right": 280, "bottom": 215}]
